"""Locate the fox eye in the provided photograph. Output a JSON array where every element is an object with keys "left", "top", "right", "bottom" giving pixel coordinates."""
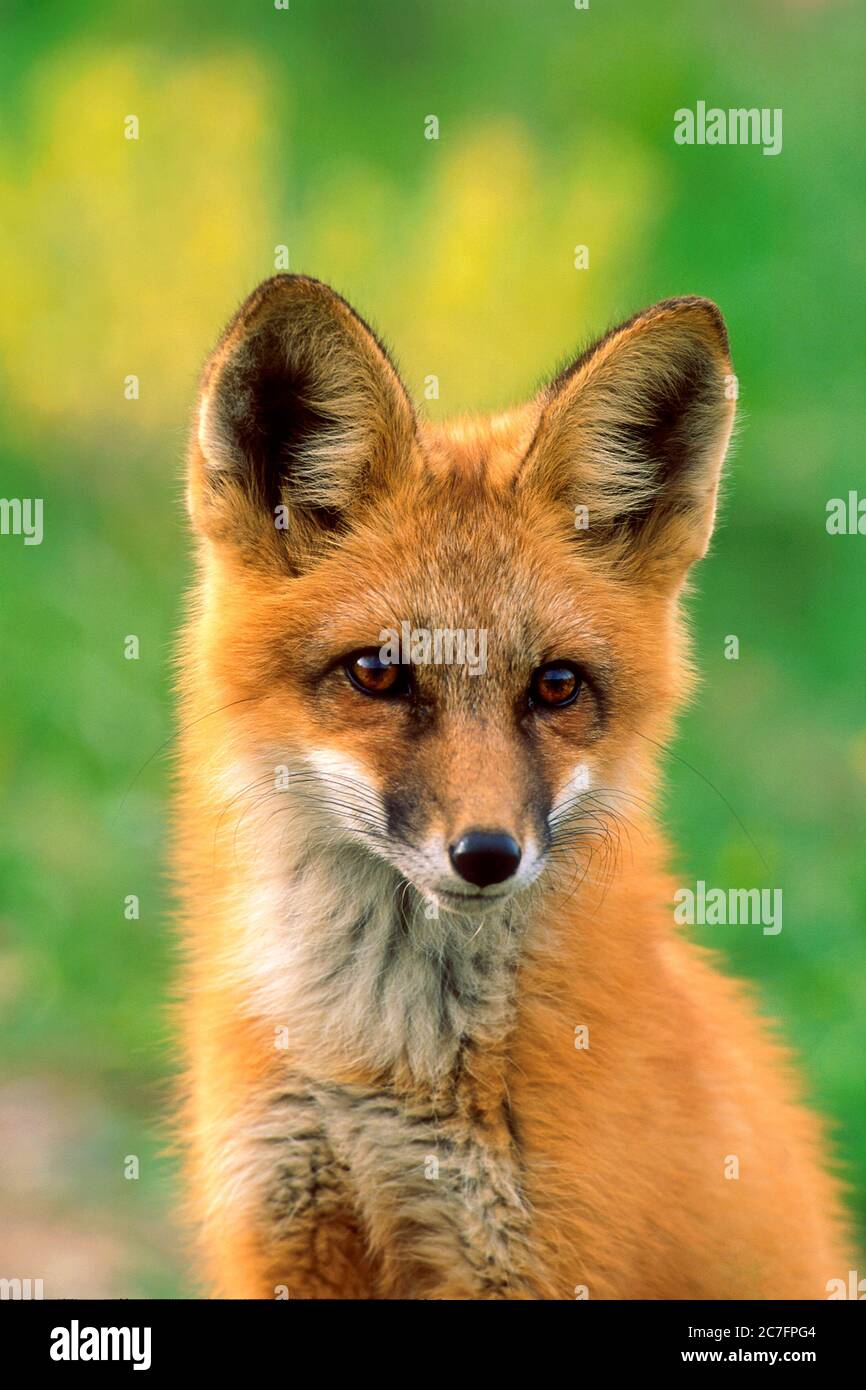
[
  {"left": 345, "top": 650, "right": 410, "bottom": 698},
  {"left": 530, "top": 661, "right": 582, "bottom": 710}
]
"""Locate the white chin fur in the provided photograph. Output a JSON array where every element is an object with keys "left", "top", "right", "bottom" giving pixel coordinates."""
[{"left": 217, "top": 746, "right": 529, "bottom": 1084}]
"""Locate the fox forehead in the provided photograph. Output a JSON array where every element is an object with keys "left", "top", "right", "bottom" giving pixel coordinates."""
[
  {"left": 418, "top": 405, "right": 540, "bottom": 487},
  {"left": 281, "top": 408, "right": 602, "bottom": 646},
  {"left": 291, "top": 477, "right": 620, "bottom": 679}
]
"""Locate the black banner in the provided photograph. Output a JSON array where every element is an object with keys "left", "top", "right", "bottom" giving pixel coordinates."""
[{"left": 3, "top": 1298, "right": 862, "bottom": 1375}]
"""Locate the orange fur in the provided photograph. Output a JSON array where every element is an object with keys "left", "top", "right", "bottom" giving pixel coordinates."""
[{"left": 174, "top": 276, "right": 849, "bottom": 1299}]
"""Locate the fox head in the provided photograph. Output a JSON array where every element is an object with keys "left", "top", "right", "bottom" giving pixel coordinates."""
[{"left": 187, "top": 275, "right": 735, "bottom": 920}]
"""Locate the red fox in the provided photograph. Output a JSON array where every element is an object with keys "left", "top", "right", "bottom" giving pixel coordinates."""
[{"left": 175, "top": 274, "right": 848, "bottom": 1298}]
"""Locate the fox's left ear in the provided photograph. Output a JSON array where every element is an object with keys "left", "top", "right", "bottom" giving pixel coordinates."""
[
  {"left": 517, "top": 297, "right": 736, "bottom": 589},
  {"left": 188, "top": 274, "right": 417, "bottom": 568}
]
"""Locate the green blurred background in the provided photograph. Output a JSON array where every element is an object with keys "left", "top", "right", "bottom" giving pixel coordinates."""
[{"left": 0, "top": 0, "right": 863, "bottom": 1296}]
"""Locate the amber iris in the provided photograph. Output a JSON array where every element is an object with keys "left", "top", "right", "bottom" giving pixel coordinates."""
[
  {"left": 530, "top": 662, "right": 581, "bottom": 708},
  {"left": 345, "top": 651, "right": 407, "bottom": 696}
]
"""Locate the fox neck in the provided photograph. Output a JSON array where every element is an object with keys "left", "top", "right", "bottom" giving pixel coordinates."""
[
  {"left": 231, "top": 826, "right": 529, "bottom": 1092},
  {"left": 210, "top": 745, "right": 660, "bottom": 1093}
]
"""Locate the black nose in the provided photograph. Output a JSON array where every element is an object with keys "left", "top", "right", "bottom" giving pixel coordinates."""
[{"left": 449, "top": 830, "right": 522, "bottom": 888}]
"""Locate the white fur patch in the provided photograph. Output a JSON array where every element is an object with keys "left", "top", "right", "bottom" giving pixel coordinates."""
[
  {"left": 551, "top": 761, "right": 592, "bottom": 815},
  {"left": 197, "top": 391, "right": 211, "bottom": 451},
  {"left": 303, "top": 747, "right": 379, "bottom": 795},
  {"left": 209, "top": 743, "right": 524, "bottom": 1085}
]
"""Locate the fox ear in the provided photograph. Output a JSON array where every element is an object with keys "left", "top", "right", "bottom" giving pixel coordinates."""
[
  {"left": 188, "top": 275, "right": 416, "bottom": 566},
  {"left": 517, "top": 297, "right": 736, "bottom": 588}
]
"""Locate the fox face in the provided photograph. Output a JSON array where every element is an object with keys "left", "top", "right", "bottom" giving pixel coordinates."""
[
  {"left": 186, "top": 276, "right": 735, "bottom": 1073},
  {"left": 188, "top": 276, "right": 734, "bottom": 915}
]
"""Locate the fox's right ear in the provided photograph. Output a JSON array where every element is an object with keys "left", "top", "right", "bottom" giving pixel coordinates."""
[{"left": 188, "top": 275, "right": 416, "bottom": 568}]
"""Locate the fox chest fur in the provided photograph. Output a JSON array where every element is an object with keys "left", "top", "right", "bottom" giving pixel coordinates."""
[{"left": 192, "top": 806, "right": 540, "bottom": 1297}]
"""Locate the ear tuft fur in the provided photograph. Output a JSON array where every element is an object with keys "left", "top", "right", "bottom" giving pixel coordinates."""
[
  {"left": 189, "top": 275, "right": 416, "bottom": 565},
  {"left": 518, "top": 297, "right": 736, "bottom": 587}
]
